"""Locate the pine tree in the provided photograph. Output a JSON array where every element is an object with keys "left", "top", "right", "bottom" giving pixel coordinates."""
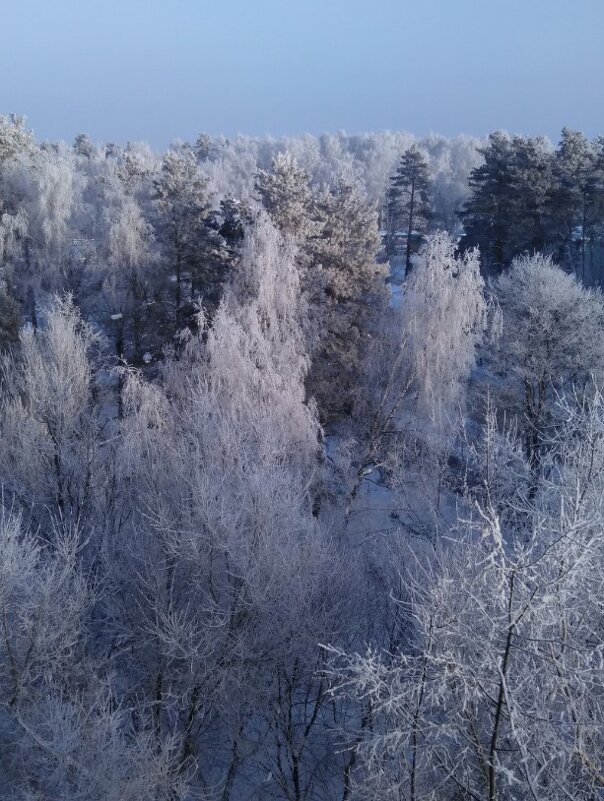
[
  {"left": 507, "top": 135, "right": 553, "bottom": 256},
  {"left": 460, "top": 133, "right": 556, "bottom": 275},
  {"left": 309, "top": 180, "right": 386, "bottom": 415},
  {"left": 255, "top": 152, "right": 318, "bottom": 248},
  {"left": 153, "top": 148, "right": 229, "bottom": 321},
  {"left": 387, "top": 145, "right": 431, "bottom": 272},
  {"left": 0, "top": 272, "right": 20, "bottom": 349},
  {"left": 587, "top": 137, "right": 604, "bottom": 282},
  {"left": 459, "top": 131, "right": 517, "bottom": 273},
  {"left": 256, "top": 156, "right": 386, "bottom": 418},
  {"left": 547, "top": 128, "right": 594, "bottom": 277},
  {"left": 73, "top": 133, "right": 94, "bottom": 159}
]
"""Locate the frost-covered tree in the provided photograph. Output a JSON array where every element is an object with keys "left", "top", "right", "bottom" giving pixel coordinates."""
[
  {"left": 490, "top": 253, "right": 604, "bottom": 467},
  {"left": 0, "top": 117, "right": 35, "bottom": 334},
  {"left": 330, "top": 476, "right": 604, "bottom": 801},
  {"left": 404, "top": 232, "right": 486, "bottom": 439},
  {"left": 107, "top": 216, "right": 356, "bottom": 797},
  {"left": 0, "top": 506, "right": 189, "bottom": 800},
  {"left": 255, "top": 152, "right": 318, "bottom": 249},
  {"left": 312, "top": 180, "right": 383, "bottom": 302},
  {"left": 426, "top": 133, "right": 483, "bottom": 234},
  {"left": 309, "top": 179, "right": 387, "bottom": 416},
  {"left": 103, "top": 191, "right": 154, "bottom": 361},
  {"left": 256, "top": 156, "right": 386, "bottom": 418},
  {"left": 73, "top": 132, "right": 95, "bottom": 160},
  {"left": 117, "top": 140, "right": 157, "bottom": 195},
  {"left": 0, "top": 295, "right": 103, "bottom": 528},
  {"left": 0, "top": 276, "right": 20, "bottom": 349},
  {"left": 28, "top": 144, "right": 82, "bottom": 288},
  {"left": 0, "top": 114, "right": 35, "bottom": 166}
]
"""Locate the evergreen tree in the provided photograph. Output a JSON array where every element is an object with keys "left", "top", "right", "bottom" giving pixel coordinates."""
[
  {"left": 507, "top": 135, "right": 553, "bottom": 256},
  {"left": 216, "top": 197, "right": 253, "bottom": 262},
  {"left": 256, "top": 156, "right": 386, "bottom": 418},
  {"left": 255, "top": 152, "right": 318, "bottom": 248},
  {"left": 587, "top": 136, "right": 604, "bottom": 282},
  {"left": 387, "top": 145, "right": 431, "bottom": 272},
  {"left": 310, "top": 180, "right": 386, "bottom": 416},
  {"left": 73, "top": 133, "right": 94, "bottom": 159},
  {"left": 459, "top": 131, "right": 517, "bottom": 273},
  {"left": 194, "top": 132, "right": 216, "bottom": 162},
  {"left": 461, "top": 133, "right": 557, "bottom": 275},
  {"left": 547, "top": 128, "right": 595, "bottom": 277},
  {"left": 0, "top": 272, "right": 20, "bottom": 349},
  {"left": 153, "top": 148, "right": 229, "bottom": 322}
]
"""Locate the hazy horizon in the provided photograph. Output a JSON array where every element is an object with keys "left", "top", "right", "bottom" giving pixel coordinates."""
[{"left": 3, "top": 0, "right": 603, "bottom": 148}]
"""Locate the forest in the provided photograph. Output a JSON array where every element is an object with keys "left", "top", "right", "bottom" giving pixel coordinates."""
[{"left": 0, "top": 113, "right": 603, "bottom": 800}]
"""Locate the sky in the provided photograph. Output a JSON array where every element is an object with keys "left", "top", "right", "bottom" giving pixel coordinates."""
[{"left": 2, "top": 0, "right": 603, "bottom": 148}]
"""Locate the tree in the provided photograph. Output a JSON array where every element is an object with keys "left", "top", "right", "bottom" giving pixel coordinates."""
[
  {"left": 459, "top": 129, "right": 604, "bottom": 282},
  {"left": 0, "top": 505, "right": 187, "bottom": 799},
  {"left": 257, "top": 156, "right": 387, "bottom": 419},
  {"left": 255, "top": 152, "right": 319, "bottom": 250},
  {"left": 548, "top": 128, "right": 595, "bottom": 277},
  {"left": 0, "top": 295, "right": 103, "bottom": 529},
  {"left": 103, "top": 192, "right": 154, "bottom": 363},
  {"left": 153, "top": 148, "right": 229, "bottom": 320},
  {"left": 387, "top": 145, "right": 431, "bottom": 271},
  {"left": 427, "top": 133, "right": 483, "bottom": 234},
  {"left": 331, "top": 234, "right": 485, "bottom": 547},
  {"left": 28, "top": 144, "right": 81, "bottom": 286},
  {"left": 404, "top": 232, "right": 486, "bottom": 439},
  {"left": 490, "top": 253, "right": 604, "bottom": 467},
  {"left": 585, "top": 136, "right": 604, "bottom": 283},
  {"left": 460, "top": 132, "right": 556, "bottom": 274},
  {"left": 329, "top": 391, "right": 604, "bottom": 801},
  {"left": 347, "top": 233, "right": 487, "bottom": 536},
  {"left": 73, "top": 132, "right": 95, "bottom": 159},
  {"left": 0, "top": 273, "right": 20, "bottom": 349},
  {"left": 506, "top": 135, "right": 553, "bottom": 256},
  {"left": 194, "top": 131, "right": 218, "bottom": 163},
  {"left": 0, "top": 114, "right": 35, "bottom": 166},
  {"left": 108, "top": 217, "right": 356, "bottom": 798},
  {"left": 0, "top": 116, "right": 35, "bottom": 319},
  {"left": 309, "top": 179, "right": 387, "bottom": 416}
]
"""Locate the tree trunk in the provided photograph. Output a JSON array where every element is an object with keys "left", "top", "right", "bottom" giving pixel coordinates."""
[{"left": 406, "top": 178, "right": 416, "bottom": 275}]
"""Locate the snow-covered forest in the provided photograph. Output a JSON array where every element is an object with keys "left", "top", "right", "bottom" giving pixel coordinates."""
[{"left": 0, "top": 113, "right": 604, "bottom": 799}]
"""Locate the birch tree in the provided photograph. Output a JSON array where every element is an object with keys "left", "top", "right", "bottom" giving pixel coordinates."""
[
  {"left": 0, "top": 295, "right": 103, "bottom": 529},
  {"left": 491, "top": 253, "right": 604, "bottom": 467},
  {"left": 404, "top": 232, "right": 486, "bottom": 442},
  {"left": 330, "top": 493, "right": 604, "bottom": 801}
]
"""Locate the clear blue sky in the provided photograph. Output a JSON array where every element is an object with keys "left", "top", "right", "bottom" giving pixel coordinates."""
[{"left": 2, "top": 0, "right": 603, "bottom": 148}]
